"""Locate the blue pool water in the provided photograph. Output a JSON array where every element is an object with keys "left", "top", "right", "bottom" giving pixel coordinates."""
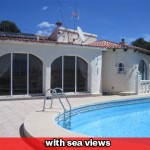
[{"left": 57, "top": 98, "right": 150, "bottom": 137}]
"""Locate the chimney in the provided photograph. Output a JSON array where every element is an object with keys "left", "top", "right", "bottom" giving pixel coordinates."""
[
  {"left": 36, "top": 36, "right": 40, "bottom": 41},
  {"left": 56, "top": 21, "right": 62, "bottom": 27},
  {"left": 48, "top": 21, "right": 62, "bottom": 41},
  {"left": 119, "top": 38, "right": 126, "bottom": 46}
]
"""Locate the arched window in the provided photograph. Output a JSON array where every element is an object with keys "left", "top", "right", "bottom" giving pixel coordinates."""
[
  {"left": 51, "top": 56, "right": 88, "bottom": 92},
  {"left": 0, "top": 53, "right": 43, "bottom": 95},
  {"left": 138, "top": 60, "right": 147, "bottom": 80}
]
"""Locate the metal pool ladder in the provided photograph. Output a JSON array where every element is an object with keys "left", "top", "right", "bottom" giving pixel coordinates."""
[{"left": 43, "top": 88, "right": 72, "bottom": 129}]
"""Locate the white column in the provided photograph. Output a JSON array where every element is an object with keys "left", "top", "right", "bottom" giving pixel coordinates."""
[
  {"left": 135, "top": 71, "right": 141, "bottom": 94},
  {"left": 75, "top": 56, "right": 77, "bottom": 93},
  {"left": 27, "top": 54, "right": 29, "bottom": 95},
  {"left": 90, "top": 55, "right": 102, "bottom": 95},
  {"left": 10, "top": 53, "right": 13, "bottom": 96},
  {"left": 45, "top": 66, "right": 51, "bottom": 94}
]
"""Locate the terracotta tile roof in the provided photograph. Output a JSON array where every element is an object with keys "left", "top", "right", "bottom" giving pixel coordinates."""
[
  {"left": 88, "top": 40, "right": 122, "bottom": 48},
  {"left": 88, "top": 40, "right": 150, "bottom": 54}
]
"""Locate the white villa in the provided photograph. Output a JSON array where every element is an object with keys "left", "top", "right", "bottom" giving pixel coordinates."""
[{"left": 0, "top": 22, "right": 149, "bottom": 98}]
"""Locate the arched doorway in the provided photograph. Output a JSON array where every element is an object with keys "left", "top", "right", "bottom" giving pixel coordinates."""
[
  {"left": 138, "top": 60, "right": 148, "bottom": 80},
  {"left": 0, "top": 53, "right": 43, "bottom": 95},
  {"left": 51, "top": 56, "right": 88, "bottom": 92}
]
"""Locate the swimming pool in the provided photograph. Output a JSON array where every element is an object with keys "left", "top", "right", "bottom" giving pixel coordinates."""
[{"left": 56, "top": 97, "right": 150, "bottom": 137}]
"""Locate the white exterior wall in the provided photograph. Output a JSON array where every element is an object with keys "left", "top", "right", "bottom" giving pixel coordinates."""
[
  {"left": 102, "top": 49, "right": 150, "bottom": 94},
  {"left": 0, "top": 40, "right": 103, "bottom": 96}
]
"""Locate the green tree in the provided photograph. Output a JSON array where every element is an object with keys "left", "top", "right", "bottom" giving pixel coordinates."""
[
  {"left": 0, "top": 20, "right": 21, "bottom": 33},
  {"left": 131, "top": 38, "right": 150, "bottom": 50}
]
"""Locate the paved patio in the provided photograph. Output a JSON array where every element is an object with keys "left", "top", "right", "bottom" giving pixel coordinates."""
[
  {"left": 0, "top": 99, "right": 43, "bottom": 137},
  {"left": 0, "top": 94, "right": 150, "bottom": 137}
]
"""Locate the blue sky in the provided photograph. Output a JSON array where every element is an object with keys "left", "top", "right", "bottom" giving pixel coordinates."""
[{"left": 0, "top": 0, "right": 150, "bottom": 44}]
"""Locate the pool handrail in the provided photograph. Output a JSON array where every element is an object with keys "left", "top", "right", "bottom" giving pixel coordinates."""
[{"left": 43, "top": 88, "right": 72, "bottom": 129}]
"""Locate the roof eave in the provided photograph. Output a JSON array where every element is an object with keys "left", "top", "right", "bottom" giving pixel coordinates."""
[{"left": 0, "top": 39, "right": 105, "bottom": 51}]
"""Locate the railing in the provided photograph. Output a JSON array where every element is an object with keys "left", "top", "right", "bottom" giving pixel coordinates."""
[
  {"left": 135, "top": 72, "right": 150, "bottom": 94},
  {"left": 43, "top": 88, "right": 72, "bottom": 129},
  {"left": 139, "top": 80, "right": 150, "bottom": 93}
]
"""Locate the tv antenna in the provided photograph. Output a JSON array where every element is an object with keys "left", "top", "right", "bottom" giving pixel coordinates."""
[
  {"left": 71, "top": 0, "right": 79, "bottom": 35},
  {"left": 77, "top": 26, "right": 85, "bottom": 42},
  {"left": 72, "top": 11, "right": 79, "bottom": 20}
]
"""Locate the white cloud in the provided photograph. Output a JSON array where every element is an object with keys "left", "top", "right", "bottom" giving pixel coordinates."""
[
  {"left": 42, "top": 6, "right": 48, "bottom": 10},
  {"left": 37, "top": 22, "right": 55, "bottom": 28},
  {"left": 37, "top": 21, "right": 56, "bottom": 36},
  {"left": 36, "top": 28, "right": 54, "bottom": 36},
  {"left": 36, "top": 30, "right": 43, "bottom": 35},
  {"left": 36, "top": 30, "right": 51, "bottom": 36}
]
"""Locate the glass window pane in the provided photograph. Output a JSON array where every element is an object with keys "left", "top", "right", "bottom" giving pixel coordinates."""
[
  {"left": 29, "top": 54, "right": 43, "bottom": 94},
  {"left": 138, "top": 60, "right": 147, "bottom": 80},
  {"left": 77, "top": 57, "right": 88, "bottom": 92},
  {"left": 51, "top": 57, "right": 62, "bottom": 89},
  {"left": 144, "top": 62, "right": 147, "bottom": 80},
  {"left": 64, "top": 56, "right": 75, "bottom": 92},
  {"left": 13, "top": 54, "right": 27, "bottom": 95},
  {"left": 0, "top": 54, "right": 11, "bottom": 95}
]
